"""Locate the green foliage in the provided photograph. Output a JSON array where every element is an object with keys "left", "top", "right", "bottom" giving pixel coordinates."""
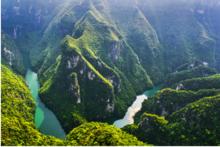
[
  {"left": 39, "top": 42, "right": 117, "bottom": 132},
  {"left": 1, "top": 65, "right": 35, "bottom": 122},
  {"left": 122, "top": 124, "right": 139, "bottom": 136},
  {"left": 131, "top": 94, "right": 220, "bottom": 145},
  {"left": 164, "top": 65, "right": 217, "bottom": 87},
  {"left": 38, "top": 4, "right": 155, "bottom": 131},
  {"left": 66, "top": 122, "right": 146, "bottom": 146},
  {"left": 1, "top": 116, "right": 64, "bottom": 146},
  {"left": 124, "top": 113, "right": 168, "bottom": 145},
  {"left": 64, "top": 36, "right": 113, "bottom": 88},
  {"left": 71, "top": 112, "right": 87, "bottom": 127},
  {"left": 133, "top": 71, "right": 220, "bottom": 145},
  {"left": 166, "top": 95, "right": 220, "bottom": 145},
  {"left": 138, "top": 113, "right": 168, "bottom": 144},
  {"left": 1, "top": 65, "right": 64, "bottom": 145},
  {"left": 2, "top": 0, "right": 220, "bottom": 145},
  {"left": 110, "top": 5, "right": 164, "bottom": 83},
  {"left": 141, "top": 113, "right": 168, "bottom": 125},
  {"left": 38, "top": 4, "right": 154, "bottom": 131},
  {"left": 137, "top": 88, "right": 220, "bottom": 118},
  {"left": 2, "top": 65, "right": 145, "bottom": 146},
  {"left": 181, "top": 74, "right": 220, "bottom": 90},
  {"left": 34, "top": 2, "right": 218, "bottom": 137}
]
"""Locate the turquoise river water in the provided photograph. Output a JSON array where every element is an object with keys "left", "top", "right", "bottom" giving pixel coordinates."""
[{"left": 25, "top": 69, "right": 66, "bottom": 139}]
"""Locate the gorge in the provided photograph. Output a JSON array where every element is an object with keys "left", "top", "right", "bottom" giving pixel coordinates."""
[
  {"left": 25, "top": 68, "right": 158, "bottom": 134},
  {"left": 1, "top": 0, "right": 220, "bottom": 145}
]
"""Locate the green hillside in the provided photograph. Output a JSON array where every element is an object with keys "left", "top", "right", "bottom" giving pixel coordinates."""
[
  {"left": 1, "top": 65, "right": 146, "bottom": 146},
  {"left": 129, "top": 73, "right": 220, "bottom": 145},
  {"left": 1, "top": 65, "right": 64, "bottom": 145},
  {"left": 1, "top": 0, "right": 220, "bottom": 145}
]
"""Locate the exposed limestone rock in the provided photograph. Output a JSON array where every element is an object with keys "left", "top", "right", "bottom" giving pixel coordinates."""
[
  {"left": 3, "top": 47, "right": 14, "bottom": 66},
  {"left": 69, "top": 73, "right": 81, "bottom": 104},
  {"left": 161, "top": 108, "right": 168, "bottom": 116},
  {"left": 77, "top": 97, "right": 81, "bottom": 104},
  {"left": 67, "top": 60, "right": 72, "bottom": 69},
  {"left": 98, "top": 61, "right": 102, "bottom": 67},
  {"left": 66, "top": 55, "right": 80, "bottom": 69},
  {"left": 176, "top": 83, "right": 184, "bottom": 90},
  {"left": 13, "top": 27, "right": 17, "bottom": 39},
  {"left": 80, "top": 69, "right": 84, "bottom": 75},
  {"left": 106, "top": 103, "right": 114, "bottom": 112},
  {"left": 203, "top": 61, "right": 208, "bottom": 66},
  {"left": 109, "top": 41, "right": 122, "bottom": 62},
  {"left": 88, "top": 71, "right": 96, "bottom": 80}
]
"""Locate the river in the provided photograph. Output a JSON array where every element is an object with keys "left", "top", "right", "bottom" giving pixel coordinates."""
[
  {"left": 25, "top": 69, "right": 66, "bottom": 139},
  {"left": 25, "top": 69, "right": 159, "bottom": 136},
  {"left": 113, "top": 87, "right": 160, "bottom": 128}
]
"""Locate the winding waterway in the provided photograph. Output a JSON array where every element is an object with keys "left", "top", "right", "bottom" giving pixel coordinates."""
[
  {"left": 25, "top": 68, "right": 159, "bottom": 136},
  {"left": 25, "top": 69, "right": 66, "bottom": 139},
  {"left": 114, "top": 87, "right": 160, "bottom": 128}
]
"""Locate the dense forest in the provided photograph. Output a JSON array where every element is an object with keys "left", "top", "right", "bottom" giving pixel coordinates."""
[{"left": 1, "top": 0, "right": 220, "bottom": 146}]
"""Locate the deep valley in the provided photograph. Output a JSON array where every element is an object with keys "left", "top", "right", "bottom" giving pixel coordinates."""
[{"left": 1, "top": 0, "right": 220, "bottom": 146}]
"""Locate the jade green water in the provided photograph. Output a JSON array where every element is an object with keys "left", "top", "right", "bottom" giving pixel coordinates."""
[
  {"left": 114, "top": 86, "right": 160, "bottom": 128},
  {"left": 25, "top": 69, "right": 66, "bottom": 139}
]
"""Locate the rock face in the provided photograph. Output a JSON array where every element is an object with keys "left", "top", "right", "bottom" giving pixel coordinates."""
[
  {"left": 1, "top": 33, "right": 25, "bottom": 74},
  {"left": 39, "top": 37, "right": 119, "bottom": 132}
]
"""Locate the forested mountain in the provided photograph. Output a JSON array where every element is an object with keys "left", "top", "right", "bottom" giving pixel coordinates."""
[
  {"left": 1, "top": 65, "right": 146, "bottom": 146},
  {"left": 1, "top": 0, "right": 220, "bottom": 145}
]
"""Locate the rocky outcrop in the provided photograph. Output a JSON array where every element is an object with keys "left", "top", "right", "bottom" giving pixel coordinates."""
[{"left": 39, "top": 38, "right": 120, "bottom": 132}]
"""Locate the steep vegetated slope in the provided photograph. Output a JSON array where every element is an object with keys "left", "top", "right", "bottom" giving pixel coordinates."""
[
  {"left": 138, "top": 0, "right": 219, "bottom": 72},
  {"left": 2, "top": 0, "right": 220, "bottom": 138},
  {"left": 39, "top": 36, "right": 119, "bottom": 131},
  {"left": 1, "top": 65, "right": 64, "bottom": 145},
  {"left": 39, "top": 0, "right": 219, "bottom": 132},
  {"left": 164, "top": 61, "right": 217, "bottom": 87},
  {"left": 1, "top": 0, "right": 64, "bottom": 71},
  {"left": 127, "top": 67, "right": 220, "bottom": 145},
  {"left": 125, "top": 94, "right": 220, "bottom": 146},
  {"left": 1, "top": 65, "right": 146, "bottom": 146},
  {"left": 38, "top": 0, "right": 154, "bottom": 131},
  {"left": 166, "top": 95, "right": 220, "bottom": 145},
  {"left": 1, "top": 33, "right": 25, "bottom": 74}
]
